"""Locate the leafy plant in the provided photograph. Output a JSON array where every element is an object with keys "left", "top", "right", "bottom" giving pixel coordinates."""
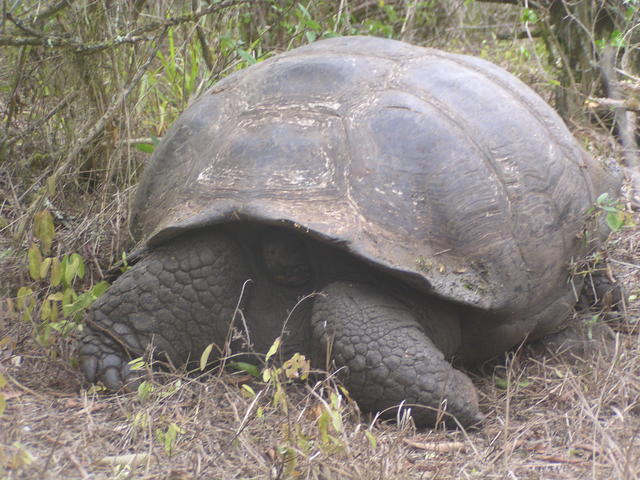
[
  {"left": 592, "top": 193, "right": 634, "bottom": 232},
  {"left": 15, "top": 209, "right": 109, "bottom": 348},
  {"left": 155, "top": 422, "right": 186, "bottom": 455}
]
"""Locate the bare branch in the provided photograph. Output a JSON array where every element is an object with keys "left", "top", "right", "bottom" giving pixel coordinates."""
[
  {"left": 193, "top": 0, "right": 214, "bottom": 72},
  {"left": 600, "top": 46, "right": 640, "bottom": 206},
  {"left": 52, "top": 28, "right": 168, "bottom": 182},
  {"left": 473, "top": 0, "right": 544, "bottom": 7},
  {"left": 33, "top": 0, "right": 73, "bottom": 23},
  {"left": 496, "top": 28, "right": 543, "bottom": 40},
  {"left": 0, "top": 0, "right": 257, "bottom": 54},
  {"left": 587, "top": 97, "right": 640, "bottom": 114},
  {"left": 473, "top": 0, "right": 521, "bottom": 4}
]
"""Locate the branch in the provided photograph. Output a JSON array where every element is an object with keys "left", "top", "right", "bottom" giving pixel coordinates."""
[
  {"left": 33, "top": 0, "right": 73, "bottom": 23},
  {"left": 0, "top": 0, "right": 257, "bottom": 54},
  {"left": 473, "top": 0, "right": 546, "bottom": 7},
  {"left": 496, "top": 28, "right": 543, "bottom": 40},
  {"left": 14, "top": 27, "right": 170, "bottom": 243},
  {"left": 193, "top": 0, "right": 214, "bottom": 72},
  {"left": 599, "top": 46, "right": 640, "bottom": 207},
  {"left": 50, "top": 28, "right": 168, "bottom": 186},
  {"left": 473, "top": 0, "right": 520, "bottom": 4},
  {"left": 587, "top": 97, "right": 640, "bottom": 114},
  {"left": 5, "top": 92, "right": 79, "bottom": 148}
]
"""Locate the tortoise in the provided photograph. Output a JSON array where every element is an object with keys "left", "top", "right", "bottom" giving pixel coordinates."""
[{"left": 80, "top": 36, "right": 616, "bottom": 428}]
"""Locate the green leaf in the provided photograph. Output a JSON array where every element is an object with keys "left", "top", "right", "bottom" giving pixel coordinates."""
[
  {"left": 49, "top": 319, "right": 80, "bottom": 336},
  {"left": 61, "top": 288, "right": 77, "bottom": 317},
  {"left": 283, "top": 353, "right": 310, "bottom": 380},
  {"left": 34, "top": 210, "right": 55, "bottom": 255},
  {"left": 63, "top": 253, "right": 85, "bottom": 286},
  {"left": 70, "top": 253, "right": 85, "bottom": 279},
  {"left": 135, "top": 143, "right": 155, "bottom": 154},
  {"left": 606, "top": 211, "right": 625, "bottom": 232},
  {"left": 17, "top": 287, "right": 33, "bottom": 311},
  {"left": 237, "top": 48, "right": 256, "bottom": 65},
  {"left": 66, "top": 292, "right": 95, "bottom": 317},
  {"left": 298, "top": 3, "right": 312, "bottom": 19},
  {"left": 241, "top": 384, "right": 256, "bottom": 397},
  {"left": 137, "top": 381, "right": 154, "bottom": 401},
  {"left": 318, "top": 410, "right": 330, "bottom": 445},
  {"left": 265, "top": 337, "right": 281, "bottom": 362},
  {"left": 47, "top": 292, "right": 64, "bottom": 302},
  {"left": 365, "top": 430, "right": 377, "bottom": 450},
  {"left": 159, "top": 422, "right": 185, "bottom": 454},
  {"left": 329, "top": 393, "right": 344, "bottom": 432},
  {"left": 494, "top": 377, "right": 508, "bottom": 389},
  {"left": 91, "top": 281, "right": 110, "bottom": 298},
  {"left": 200, "top": 344, "right": 214, "bottom": 371},
  {"left": 600, "top": 205, "right": 619, "bottom": 213},
  {"left": 610, "top": 29, "right": 626, "bottom": 48},
  {"left": 40, "top": 299, "right": 52, "bottom": 321},
  {"left": 494, "top": 376, "right": 530, "bottom": 389},
  {"left": 520, "top": 8, "right": 538, "bottom": 24},
  {"left": 129, "top": 357, "right": 146, "bottom": 371},
  {"left": 40, "top": 257, "right": 52, "bottom": 280},
  {"left": 28, "top": 244, "right": 43, "bottom": 281},
  {"left": 50, "top": 257, "right": 61, "bottom": 286},
  {"left": 229, "top": 361, "right": 261, "bottom": 378}
]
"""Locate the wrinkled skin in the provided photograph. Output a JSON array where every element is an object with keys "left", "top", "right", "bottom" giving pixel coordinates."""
[{"left": 81, "top": 224, "right": 482, "bottom": 427}]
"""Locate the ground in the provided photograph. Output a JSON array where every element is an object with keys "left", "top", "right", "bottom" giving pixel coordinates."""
[{"left": 1, "top": 201, "right": 639, "bottom": 480}]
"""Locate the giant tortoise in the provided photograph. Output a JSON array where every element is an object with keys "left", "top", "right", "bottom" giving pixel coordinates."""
[{"left": 80, "top": 36, "right": 616, "bottom": 427}]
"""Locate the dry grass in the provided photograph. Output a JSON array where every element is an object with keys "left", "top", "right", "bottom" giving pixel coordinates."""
[
  {"left": 1, "top": 216, "right": 639, "bottom": 479},
  {"left": 1, "top": 2, "right": 639, "bottom": 479}
]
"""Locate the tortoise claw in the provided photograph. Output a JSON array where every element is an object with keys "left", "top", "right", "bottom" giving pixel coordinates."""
[{"left": 79, "top": 332, "right": 139, "bottom": 392}]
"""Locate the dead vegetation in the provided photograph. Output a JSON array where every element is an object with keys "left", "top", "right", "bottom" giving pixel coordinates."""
[
  {"left": 1, "top": 1, "right": 640, "bottom": 479},
  {"left": 1, "top": 235, "right": 639, "bottom": 479}
]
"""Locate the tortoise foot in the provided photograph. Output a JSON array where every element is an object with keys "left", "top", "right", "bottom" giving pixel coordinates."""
[{"left": 311, "top": 281, "right": 483, "bottom": 428}]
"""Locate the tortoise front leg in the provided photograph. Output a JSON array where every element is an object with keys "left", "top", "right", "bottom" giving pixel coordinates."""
[
  {"left": 310, "top": 281, "right": 482, "bottom": 428},
  {"left": 80, "top": 230, "right": 250, "bottom": 390}
]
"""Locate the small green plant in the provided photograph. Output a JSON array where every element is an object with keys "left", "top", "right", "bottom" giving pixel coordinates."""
[
  {"left": 494, "top": 376, "right": 530, "bottom": 389},
  {"left": 15, "top": 209, "right": 109, "bottom": 348},
  {"left": 585, "top": 313, "right": 601, "bottom": 340},
  {"left": 240, "top": 337, "right": 352, "bottom": 463},
  {"left": 260, "top": 338, "right": 311, "bottom": 413},
  {"left": 134, "top": 135, "right": 161, "bottom": 155},
  {"left": 591, "top": 193, "right": 634, "bottom": 232},
  {"left": 520, "top": 7, "right": 539, "bottom": 25},
  {"left": 316, "top": 391, "right": 347, "bottom": 451},
  {"left": 137, "top": 381, "right": 155, "bottom": 401},
  {"left": 155, "top": 422, "right": 186, "bottom": 455}
]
